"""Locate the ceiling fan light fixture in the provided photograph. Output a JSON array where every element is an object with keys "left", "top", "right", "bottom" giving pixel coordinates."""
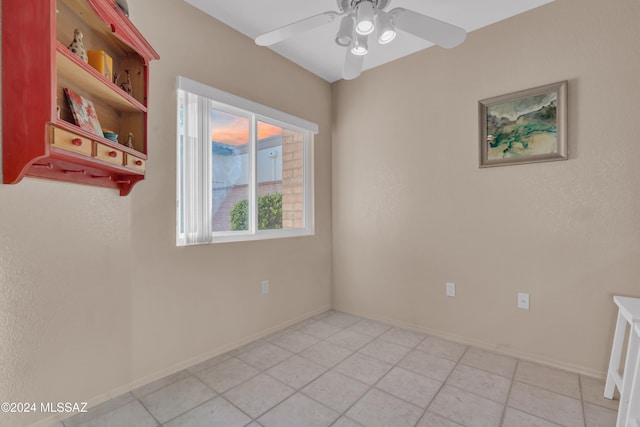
[
  {"left": 355, "top": 1, "right": 375, "bottom": 35},
  {"left": 351, "top": 34, "right": 368, "bottom": 56},
  {"left": 376, "top": 13, "right": 396, "bottom": 44},
  {"left": 335, "top": 15, "right": 355, "bottom": 46}
]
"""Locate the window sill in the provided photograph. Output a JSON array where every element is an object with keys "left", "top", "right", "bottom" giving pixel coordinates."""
[{"left": 177, "top": 228, "right": 315, "bottom": 246}]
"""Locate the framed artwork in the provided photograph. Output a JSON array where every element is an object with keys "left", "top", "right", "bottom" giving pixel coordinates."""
[
  {"left": 479, "top": 81, "right": 567, "bottom": 167},
  {"left": 64, "top": 88, "right": 103, "bottom": 136}
]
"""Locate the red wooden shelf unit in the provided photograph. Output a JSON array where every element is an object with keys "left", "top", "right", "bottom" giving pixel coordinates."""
[{"left": 2, "top": 0, "right": 159, "bottom": 196}]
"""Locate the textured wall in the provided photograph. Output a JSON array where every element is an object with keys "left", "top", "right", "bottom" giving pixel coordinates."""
[
  {"left": 128, "top": 0, "right": 332, "bottom": 390},
  {"left": 0, "top": 0, "right": 332, "bottom": 425},
  {"left": 0, "top": 182, "right": 134, "bottom": 427},
  {"left": 1, "top": 7, "right": 134, "bottom": 427},
  {"left": 332, "top": 0, "right": 640, "bottom": 377}
]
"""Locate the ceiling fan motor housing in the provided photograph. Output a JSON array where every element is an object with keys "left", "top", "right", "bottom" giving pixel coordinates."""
[{"left": 337, "top": 0, "right": 391, "bottom": 13}]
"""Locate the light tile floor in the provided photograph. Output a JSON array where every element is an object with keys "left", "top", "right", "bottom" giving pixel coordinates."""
[{"left": 57, "top": 311, "right": 618, "bottom": 427}]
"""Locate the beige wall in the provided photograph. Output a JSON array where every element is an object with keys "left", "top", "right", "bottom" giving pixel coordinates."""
[
  {"left": 0, "top": 0, "right": 332, "bottom": 425},
  {"left": 332, "top": 0, "right": 640, "bottom": 377},
  {"left": 2, "top": 0, "right": 639, "bottom": 424},
  {"left": 129, "top": 0, "right": 332, "bottom": 382},
  {"left": 0, "top": 182, "right": 134, "bottom": 427}
]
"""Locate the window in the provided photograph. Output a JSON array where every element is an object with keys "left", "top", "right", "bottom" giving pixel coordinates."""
[{"left": 177, "top": 77, "right": 317, "bottom": 245}]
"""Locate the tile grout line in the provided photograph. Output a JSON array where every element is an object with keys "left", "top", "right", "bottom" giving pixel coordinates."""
[
  {"left": 315, "top": 321, "right": 395, "bottom": 426},
  {"left": 498, "top": 358, "right": 519, "bottom": 427},
  {"left": 411, "top": 352, "right": 450, "bottom": 427},
  {"left": 225, "top": 353, "right": 311, "bottom": 423},
  {"left": 578, "top": 375, "right": 587, "bottom": 427},
  {"left": 302, "top": 317, "right": 399, "bottom": 425},
  {"left": 507, "top": 376, "right": 590, "bottom": 426},
  {"left": 505, "top": 360, "right": 582, "bottom": 427},
  {"left": 190, "top": 316, "right": 344, "bottom": 425},
  {"left": 419, "top": 345, "right": 471, "bottom": 427},
  {"left": 305, "top": 317, "right": 386, "bottom": 425},
  {"left": 282, "top": 315, "right": 374, "bottom": 425},
  {"left": 218, "top": 320, "right": 502, "bottom": 426},
  {"left": 242, "top": 313, "right": 365, "bottom": 424},
  {"left": 138, "top": 372, "right": 249, "bottom": 426},
  {"left": 325, "top": 330, "right": 427, "bottom": 426},
  {"left": 192, "top": 375, "right": 262, "bottom": 425},
  {"left": 135, "top": 393, "right": 165, "bottom": 426},
  {"left": 179, "top": 357, "right": 273, "bottom": 425},
  {"left": 62, "top": 393, "right": 139, "bottom": 427},
  {"left": 513, "top": 365, "right": 587, "bottom": 400},
  {"left": 578, "top": 374, "right": 620, "bottom": 412},
  {"left": 152, "top": 395, "right": 217, "bottom": 426},
  {"left": 508, "top": 386, "right": 580, "bottom": 427},
  {"left": 60, "top": 311, "right": 612, "bottom": 427},
  {"left": 60, "top": 313, "right": 374, "bottom": 426}
]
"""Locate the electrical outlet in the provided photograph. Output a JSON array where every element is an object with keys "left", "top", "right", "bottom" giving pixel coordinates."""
[
  {"left": 446, "top": 282, "right": 456, "bottom": 297},
  {"left": 261, "top": 280, "right": 269, "bottom": 294},
  {"left": 517, "top": 292, "right": 529, "bottom": 310}
]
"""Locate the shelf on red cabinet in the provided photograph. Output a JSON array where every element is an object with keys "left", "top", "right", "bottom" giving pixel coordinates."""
[
  {"left": 56, "top": 43, "right": 147, "bottom": 113},
  {"left": 68, "top": 0, "right": 160, "bottom": 64}
]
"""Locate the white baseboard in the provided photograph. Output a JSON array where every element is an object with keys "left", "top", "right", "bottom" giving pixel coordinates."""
[
  {"left": 332, "top": 305, "right": 606, "bottom": 380},
  {"left": 29, "top": 304, "right": 331, "bottom": 427},
  {"left": 31, "top": 302, "right": 602, "bottom": 427}
]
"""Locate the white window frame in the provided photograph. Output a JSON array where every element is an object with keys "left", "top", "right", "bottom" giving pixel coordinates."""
[{"left": 176, "top": 76, "right": 317, "bottom": 246}]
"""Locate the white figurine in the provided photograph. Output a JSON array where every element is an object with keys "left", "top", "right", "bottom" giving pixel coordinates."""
[
  {"left": 68, "top": 29, "right": 88, "bottom": 63},
  {"left": 125, "top": 132, "right": 134, "bottom": 149}
]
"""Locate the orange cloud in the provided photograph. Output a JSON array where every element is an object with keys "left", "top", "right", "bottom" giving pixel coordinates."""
[
  {"left": 211, "top": 117, "right": 282, "bottom": 146},
  {"left": 258, "top": 121, "right": 282, "bottom": 140},
  {"left": 212, "top": 129, "right": 248, "bottom": 146}
]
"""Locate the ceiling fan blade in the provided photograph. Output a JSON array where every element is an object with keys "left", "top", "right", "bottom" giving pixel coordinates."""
[
  {"left": 343, "top": 50, "right": 364, "bottom": 80},
  {"left": 255, "top": 12, "right": 338, "bottom": 46},
  {"left": 390, "top": 8, "right": 466, "bottom": 48}
]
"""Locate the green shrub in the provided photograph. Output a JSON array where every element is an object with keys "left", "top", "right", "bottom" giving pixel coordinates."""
[
  {"left": 230, "top": 193, "right": 282, "bottom": 231},
  {"left": 230, "top": 199, "right": 248, "bottom": 230}
]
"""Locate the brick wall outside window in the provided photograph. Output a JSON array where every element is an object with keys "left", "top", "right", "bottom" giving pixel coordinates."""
[{"left": 281, "top": 129, "right": 304, "bottom": 229}]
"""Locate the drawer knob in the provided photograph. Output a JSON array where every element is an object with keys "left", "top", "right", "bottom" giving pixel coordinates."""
[
  {"left": 135, "top": 160, "right": 143, "bottom": 166},
  {"left": 71, "top": 138, "right": 83, "bottom": 146},
  {"left": 108, "top": 150, "right": 118, "bottom": 158}
]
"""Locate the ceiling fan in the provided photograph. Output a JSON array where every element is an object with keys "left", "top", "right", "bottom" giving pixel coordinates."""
[{"left": 255, "top": 0, "right": 467, "bottom": 80}]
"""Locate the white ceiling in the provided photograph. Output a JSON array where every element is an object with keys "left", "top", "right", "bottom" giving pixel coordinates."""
[{"left": 185, "top": 0, "right": 554, "bottom": 83}]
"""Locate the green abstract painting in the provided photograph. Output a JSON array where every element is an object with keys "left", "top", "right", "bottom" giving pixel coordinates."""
[
  {"left": 487, "top": 93, "right": 557, "bottom": 160},
  {"left": 480, "top": 81, "right": 567, "bottom": 167}
]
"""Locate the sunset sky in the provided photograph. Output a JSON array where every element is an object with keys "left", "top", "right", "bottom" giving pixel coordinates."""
[{"left": 211, "top": 109, "right": 282, "bottom": 146}]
